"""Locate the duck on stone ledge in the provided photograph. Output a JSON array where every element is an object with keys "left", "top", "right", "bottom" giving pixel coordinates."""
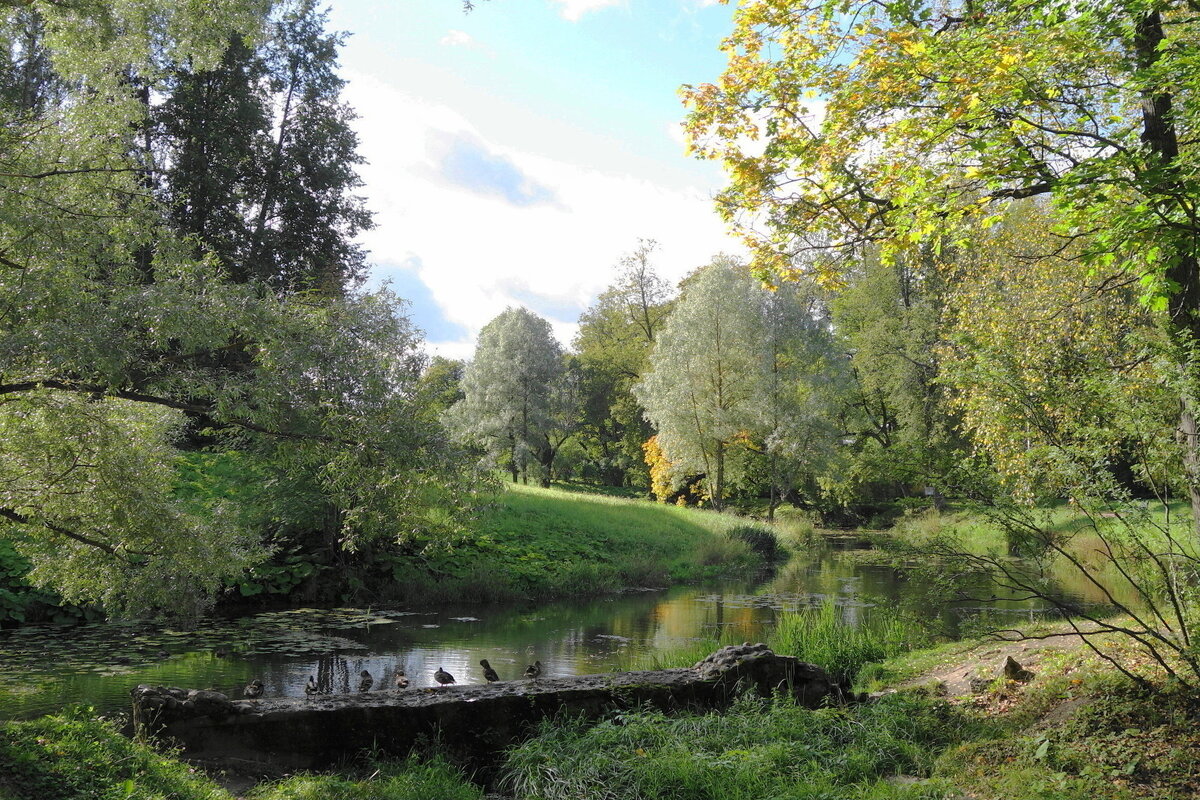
[
  {"left": 394, "top": 669, "right": 409, "bottom": 689},
  {"left": 480, "top": 659, "right": 500, "bottom": 683},
  {"left": 243, "top": 679, "right": 264, "bottom": 699},
  {"left": 523, "top": 660, "right": 543, "bottom": 680},
  {"left": 358, "top": 669, "right": 374, "bottom": 692},
  {"left": 305, "top": 675, "right": 319, "bottom": 695},
  {"left": 434, "top": 667, "right": 455, "bottom": 686}
]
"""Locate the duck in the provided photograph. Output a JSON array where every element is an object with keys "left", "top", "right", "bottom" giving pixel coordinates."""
[
  {"left": 434, "top": 667, "right": 456, "bottom": 686},
  {"left": 304, "top": 675, "right": 319, "bottom": 696},
  {"left": 523, "top": 660, "right": 543, "bottom": 680},
  {"left": 480, "top": 659, "right": 500, "bottom": 683},
  {"left": 358, "top": 669, "right": 374, "bottom": 692},
  {"left": 243, "top": 679, "right": 264, "bottom": 699},
  {"left": 394, "top": 669, "right": 409, "bottom": 689}
]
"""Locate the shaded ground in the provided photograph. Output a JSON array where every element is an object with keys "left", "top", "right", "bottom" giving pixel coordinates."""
[{"left": 886, "top": 624, "right": 1200, "bottom": 800}]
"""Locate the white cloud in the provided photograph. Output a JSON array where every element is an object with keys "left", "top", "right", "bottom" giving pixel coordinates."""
[
  {"left": 439, "top": 29, "right": 475, "bottom": 47},
  {"left": 665, "top": 120, "right": 688, "bottom": 150},
  {"left": 549, "top": 0, "right": 624, "bottom": 23},
  {"left": 342, "top": 72, "right": 745, "bottom": 357}
]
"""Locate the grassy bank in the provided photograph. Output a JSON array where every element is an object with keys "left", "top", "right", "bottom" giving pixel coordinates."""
[
  {"left": 0, "top": 708, "right": 482, "bottom": 800},
  {"left": 7, "top": 624, "right": 1200, "bottom": 799},
  {"left": 382, "top": 482, "right": 778, "bottom": 605}
]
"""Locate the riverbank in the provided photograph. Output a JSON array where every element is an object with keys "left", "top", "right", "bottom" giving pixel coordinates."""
[
  {"left": 0, "top": 481, "right": 780, "bottom": 626},
  {"left": 7, "top": 611, "right": 1198, "bottom": 799},
  {"left": 379, "top": 482, "right": 782, "bottom": 605}
]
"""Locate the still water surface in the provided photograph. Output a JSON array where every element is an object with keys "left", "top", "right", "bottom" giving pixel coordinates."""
[{"left": 0, "top": 538, "right": 1088, "bottom": 720}]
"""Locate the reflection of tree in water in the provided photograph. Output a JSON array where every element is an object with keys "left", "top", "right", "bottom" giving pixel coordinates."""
[{"left": 313, "top": 654, "right": 348, "bottom": 694}]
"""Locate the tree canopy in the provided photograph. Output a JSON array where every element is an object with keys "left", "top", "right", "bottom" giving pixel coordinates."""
[
  {"left": 635, "top": 257, "right": 769, "bottom": 511},
  {"left": 684, "top": 0, "right": 1200, "bottom": 528},
  {"left": 446, "top": 307, "right": 569, "bottom": 487},
  {"left": 0, "top": 0, "right": 471, "bottom": 616}
]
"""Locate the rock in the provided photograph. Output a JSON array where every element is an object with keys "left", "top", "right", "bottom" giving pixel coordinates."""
[
  {"left": 133, "top": 647, "right": 848, "bottom": 773},
  {"left": 1002, "top": 656, "right": 1034, "bottom": 683}
]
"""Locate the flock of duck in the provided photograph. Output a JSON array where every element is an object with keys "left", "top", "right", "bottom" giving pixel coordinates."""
[{"left": 240, "top": 659, "right": 545, "bottom": 699}]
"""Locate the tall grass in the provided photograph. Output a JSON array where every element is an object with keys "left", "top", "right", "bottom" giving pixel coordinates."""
[
  {"left": 771, "top": 601, "right": 927, "bottom": 684},
  {"left": 502, "top": 692, "right": 979, "bottom": 800}
]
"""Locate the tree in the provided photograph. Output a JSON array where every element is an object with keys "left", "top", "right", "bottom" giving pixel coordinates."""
[
  {"left": 416, "top": 356, "right": 466, "bottom": 418},
  {"left": 573, "top": 240, "right": 674, "bottom": 486},
  {"left": 155, "top": 0, "right": 371, "bottom": 293},
  {"left": 941, "top": 200, "right": 1173, "bottom": 499},
  {"left": 635, "top": 257, "right": 767, "bottom": 511},
  {"left": 827, "top": 245, "right": 962, "bottom": 506},
  {"left": 447, "top": 308, "right": 567, "bottom": 486},
  {"left": 685, "top": 0, "right": 1200, "bottom": 533},
  {"left": 754, "top": 279, "right": 844, "bottom": 519},
  {"left": 0, "top": 8, "right": 61, "bottom": 115},
  {"left": 0, "top": 1, "right": 472, "bottom": 616},
  {"left": 684, "top": 0, "right": 1200, "bottom": 676}
]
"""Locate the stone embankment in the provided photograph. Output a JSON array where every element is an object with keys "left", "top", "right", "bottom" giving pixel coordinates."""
[{"left": 132, "top": 643, "right": 847, "bottom": 771}]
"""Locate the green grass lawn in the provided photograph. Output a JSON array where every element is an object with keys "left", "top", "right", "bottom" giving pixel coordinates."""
[{"left": 383, "top": 482, "right": 775, "bottom": 605}]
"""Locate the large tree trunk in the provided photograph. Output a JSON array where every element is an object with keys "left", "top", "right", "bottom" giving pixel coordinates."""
[{"left": 1136, "top": 11, "right": 1200, "bottom": 536}]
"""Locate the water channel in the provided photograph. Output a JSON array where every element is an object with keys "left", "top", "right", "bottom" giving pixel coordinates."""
[{"left": 0, "top": 537, "right": 1096, "bottom": 720}]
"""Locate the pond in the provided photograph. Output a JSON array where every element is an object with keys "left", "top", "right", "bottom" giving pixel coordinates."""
[{"left": 0, "top": 537, "right": 1097, "bottom": 720}]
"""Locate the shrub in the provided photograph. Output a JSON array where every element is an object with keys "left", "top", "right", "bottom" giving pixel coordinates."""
[
  {"left": 727, "top": 525, "right": 783, "bottom": 562},
  {"left": 693, "top": 534, "right": 752, "bottom": 567}
]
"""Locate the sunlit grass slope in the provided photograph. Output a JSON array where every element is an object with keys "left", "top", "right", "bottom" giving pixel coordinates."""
[{"left": 389, "top": 482, "right": 772, "bottom": 604}]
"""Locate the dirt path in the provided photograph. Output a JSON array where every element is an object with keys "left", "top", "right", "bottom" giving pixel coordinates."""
[{"left": 898, "top": 627, "right": 1099, "bottom": 697}]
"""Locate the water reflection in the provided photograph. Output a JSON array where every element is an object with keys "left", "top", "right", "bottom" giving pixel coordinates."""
[{"left": 0, "top": 539, "right": 1095, "bottom": 720}]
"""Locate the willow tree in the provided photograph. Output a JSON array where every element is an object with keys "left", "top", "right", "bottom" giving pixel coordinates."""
[
  {"left": 635, "top": 257, "right": 767, "bottom": 511},
  {"left": 0, "top": 2, "right": 472, "bottom": 617},
  {"left": 685, "top": 0, "right": 1200, "bottom": 532},
  {"left": 446, "top": 307, "right": 569, "bottom": 486}
]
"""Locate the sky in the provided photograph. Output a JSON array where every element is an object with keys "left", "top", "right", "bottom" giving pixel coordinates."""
[{"left": 325, "top": 0, "right": 745, "bottom": 358}]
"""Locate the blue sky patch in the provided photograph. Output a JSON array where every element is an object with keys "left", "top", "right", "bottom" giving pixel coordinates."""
[
  {"left": 431, "top": 130, "right": 562, "bottom": 208},
  {"left": 374, "top": 257, "right": 469, "bottom": 343}
]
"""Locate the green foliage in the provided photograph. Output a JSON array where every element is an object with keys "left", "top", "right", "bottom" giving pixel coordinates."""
[
  {"left": 502, "top": 693, "right": 976, "bottom": 800},
  {"left": 772, "top": 601, "right": 928, "bottom": 685},
  {"left": 0, "top": 540, "right": 98, "bottom": 627},
  {"left": 0, "top": 708, "right": 230, "bottom": 800},
  {"left": 635, "top": 257, "right": 768, "bottom": 511},
  {"left": 237, "top": 547, "right": 321, "bottom": 597},
  {"left": 446, "top": 307, "right": 569, "bottom": 486}
]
